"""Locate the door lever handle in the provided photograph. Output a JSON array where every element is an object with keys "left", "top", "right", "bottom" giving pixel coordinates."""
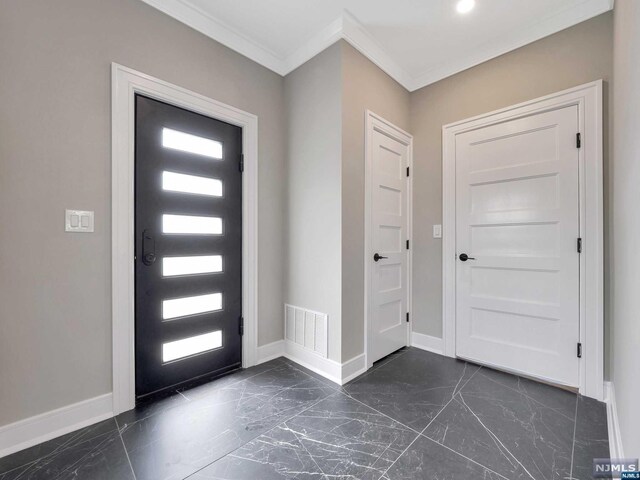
[
  {"left": 373, "top": 253, "right": 388, "bottom": 262},
  {"left": 142, "top": 229, "right": 156, "bottom": 266},
  {"left": 458, "top": 253, "right": 476, "bottom": 262}
]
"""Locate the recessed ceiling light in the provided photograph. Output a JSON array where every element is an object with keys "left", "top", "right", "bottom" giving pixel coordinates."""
[{"left": 456, "top": 0, "right": 476, "bottom": 14}]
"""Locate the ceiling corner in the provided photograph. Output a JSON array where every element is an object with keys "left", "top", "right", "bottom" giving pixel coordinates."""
[
  {"left": 281, "top": 16, "right": 344, "bottom": 75},
  {"left": 139, "top": 0, "right": 288, "bottom": 75},
  {"left": 338, "top": 11, "right": 415, "bottom": 92}
]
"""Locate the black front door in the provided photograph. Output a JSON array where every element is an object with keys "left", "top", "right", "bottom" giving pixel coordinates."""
[{"left": 135, "top": 95, "right": 243, "bottom": 398}]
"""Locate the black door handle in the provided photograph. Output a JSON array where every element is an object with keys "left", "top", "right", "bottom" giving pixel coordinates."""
[
  {"left": 142, "top": 229, "right": 156, "bottom": 266},
  {"left": 373, "top": 253, "right": 388, "bottom": 262},
  {"left": 459, "top": 253, "right": 476, "bottom": 262}
]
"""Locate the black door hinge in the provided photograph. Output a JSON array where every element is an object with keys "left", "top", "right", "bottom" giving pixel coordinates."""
[
  {"left": 239, "top": 154, "right": 244, "bottom": 173},
  {"left": 577, "top": 237, "right": 582, "bottom": 253},
  {"left": 406, "top": 312, "right": 410, "bottom": 323},
  {"left": 577, "top": 342, "right": 582, "bottom": 358},
  {"left": 239, "top": 316, "right": 244, "bottom": 336},
  {"left": 576, "top": 133, "right": 582, "bottom": 149},
  {"left": 406, "top": 240, "right": 410, "bottom": 250},
  {"left": 406, "top": 166, "right": 410, "bottom": 177}
]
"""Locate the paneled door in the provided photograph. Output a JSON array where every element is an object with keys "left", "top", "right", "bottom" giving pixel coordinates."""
[
  {"left": 135, "top": 95, "right": 242, "bottom": 397},
  {"left": 368, "top": 118, "right": 411, "bottom": 364},
  {"left": 455, "top": 105, "right": 580, "bottom": 387}
]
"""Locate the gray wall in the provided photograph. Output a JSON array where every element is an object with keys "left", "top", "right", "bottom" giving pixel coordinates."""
[
  {"left": 284, "top": 44, "right": 343, "bottom": 362},
  {"left": 0, "top": 0, "right": 286, "bottom": 426},
  {"left": 283, "top": 40, "right": 411, "bottom": 364},
  {"left": 409, "top": 14, "right": 613, "bottom": 355},
  {"left": 611, "top": 0, "right": 640, "bottom": 456},
  {"left": 341, "top": 42, "right": 411, "bottom": 362},
  {"left": 0, "top": 0, "right": 619, "bottom": 430}
]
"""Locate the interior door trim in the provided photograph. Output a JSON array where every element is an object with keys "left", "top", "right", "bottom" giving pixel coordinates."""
[
  {"left": 442, "top": 80, "right": 604, "bottom": 401},
  {"left": 364, "top": 110, "right": 414, "bottom": 370},
  {"left": 111, "top": 63, "right": 259, "bottom": 415}
]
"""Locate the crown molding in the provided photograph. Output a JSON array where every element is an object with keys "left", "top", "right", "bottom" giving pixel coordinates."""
[
  {"left": 281, "top": 15, "right": 344, "bottom": 74},
  {"left": 410, "top": 0, "right": 614, "bottom": 90},
  {"left": 340, "top": 11, "right": 414, "bottom": 90},
  {"left": 139, "top": 0, "right": 288, "bottom": 75},
  {"left": 139, "top": 0, "right": 614, "bottom": 92},
  {"left": 282, "top": 11, "right": 414, "bottom": 90}
]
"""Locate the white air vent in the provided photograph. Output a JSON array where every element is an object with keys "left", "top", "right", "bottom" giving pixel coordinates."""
[{"left": 284, "top": 304, "right": 328, "bottom": 358}]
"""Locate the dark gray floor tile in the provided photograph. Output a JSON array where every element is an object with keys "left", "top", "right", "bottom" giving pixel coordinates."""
[
  {"left": 0, "top": 431, "right": 134, "bottom": 480},
  {"left": 116, "top": 359, "right": 287, "bottom": 427},
  {"left": 344, "top": 348, "right": 410, "bottom": 386},
  {"left": 0, "top": 353, "right": 611, "bottom": 480},
  {"left": 178, "top": 358, "right": 287, "bottom": 401},
  {"left": 192, "top": 392, "right": 418, "bottom": 480},
  {"left": 344, "top": 348, "right": 480, "bottom": 431},
  {"left": 189, "top": 443, "right": 321, "bottom": 480},
  {"left": 424, "top": 371, "right": 576, "bottom": 480},
  {"left": 277, "top": 357, "right": 341, "bottom": 390},
  {"left": 0, "top": 465, "right": 31, "bottom": 480},
  {"left": 572, "top": 395, "right": 611, "bottom": 480},
  {"left": 0, "top": 418, "right": 118, "bottom": 475},
  {"left": 475, "top": 367, "right": 578, "bottom": 419},
  {"left": 121, "top": 362, "right": 335, "bottom": 480},
  {"left": 368, "top": 347, "right": 410, "bottom": 373},
  {"left": 384, "top": 435, "right": 507, "bottom": 479},
  {"left": 115, "top": 387, "right": 190, "bottom": 427}
]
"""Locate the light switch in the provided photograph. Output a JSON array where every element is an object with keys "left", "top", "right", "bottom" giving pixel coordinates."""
[
  {"left": 433, "top": 224, "right": 442, "bottom": 239},
  {"left": 66, "top": 210, "right": 94, "bottom": 233}
]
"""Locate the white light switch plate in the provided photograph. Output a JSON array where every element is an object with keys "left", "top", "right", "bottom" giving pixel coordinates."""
[
  {"left": 433, "top": 224, "right": 442, "bottom": 239},
  {"left": 66, "top": 210, "right": 94, "bottom": 233}
]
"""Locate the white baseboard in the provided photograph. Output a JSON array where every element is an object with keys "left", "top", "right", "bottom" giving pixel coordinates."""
[
  {"left": 411, "top": 332, "right": 444, "bottom": 355},
  {"left": 604, "top": 381, "right": 624, "bottom": 459},
  {"left": 256, "top": 340, "right": 285, "bottom": 365},
  {"left": 341, "top": 353, "right": 367, "bottom": 384},
  {"left": 0, "top": 393, "right": 113, "bottom": 460},
  {"left": 283, "top": 341, "right": 367, "bottom": 386},
  {"left": 284, "top": 340, "right": 342, "bottom": 384}
]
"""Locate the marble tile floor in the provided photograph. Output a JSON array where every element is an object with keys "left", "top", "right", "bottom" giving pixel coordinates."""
[{"left": 0, "top": 348, "right": 610, "bottom": 479}]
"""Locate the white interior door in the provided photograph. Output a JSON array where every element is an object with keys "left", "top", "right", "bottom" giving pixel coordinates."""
[
  {"left": 369, "top": 125, "right": 410, "bottom": 364},
  {"left": 455, "top": 105, "right": 580, "bottom": 387}
]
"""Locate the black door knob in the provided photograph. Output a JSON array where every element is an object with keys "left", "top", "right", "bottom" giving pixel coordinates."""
[
  {"left": 373, "top": 253, "right": 388, "bottom": 262},
  {"left": 459, "top": 253, "right": 476, "bottom": 262}
]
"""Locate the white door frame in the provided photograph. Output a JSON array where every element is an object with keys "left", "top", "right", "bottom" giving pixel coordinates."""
[
  {"left": 111, "top": 64, "right": 259, "bottom": 415},
  {"left": 364, "top": 110, "right": 413, "bottom": 369},
  {"left": 442, "top": 80, "right": 604, "bottom": 400}
]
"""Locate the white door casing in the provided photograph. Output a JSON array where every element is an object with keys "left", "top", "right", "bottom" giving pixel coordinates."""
[
  {"left": 111, "top": 64, "right": 259, "bottom": 415},
  {"left": 443, "top": 81, "right": 604, "bottom": 400},
  {"left": 365, "top": 111, "right": 413, "bottom": 367},
  {"left": 455, "top": 105, "right": 580, "bottom": 387}
]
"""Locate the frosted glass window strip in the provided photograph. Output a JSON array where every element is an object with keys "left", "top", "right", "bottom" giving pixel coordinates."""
[
  {"left": 162, "top": 293, "right": 222, "bottom": 320},
  {"left": 163, "top": 330, "right": 222, "bottom": 363},
  {"left": 162, "top": 214, "right": 223, "bottom": 235},
  {"left": 162, "top": 172, "right": 223, "bottom": 197},
  {"left": 162, "top": 128, "right": 223, "bottom": 159},
  {"left": 162, "top": 255, "right": 223, "bottom": 277}
]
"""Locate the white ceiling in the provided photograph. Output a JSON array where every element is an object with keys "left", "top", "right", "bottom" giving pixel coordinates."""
[{"left": 140, "top": 0, "right": 614, "bottom": 91}]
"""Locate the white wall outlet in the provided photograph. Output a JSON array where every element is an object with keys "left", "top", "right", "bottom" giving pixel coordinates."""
[
  {"left": 433, "top": 224, "right": 442, "bottom": 239},
  {"left": 65, "top": 210, "right": 94, "bottom": 233}
]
